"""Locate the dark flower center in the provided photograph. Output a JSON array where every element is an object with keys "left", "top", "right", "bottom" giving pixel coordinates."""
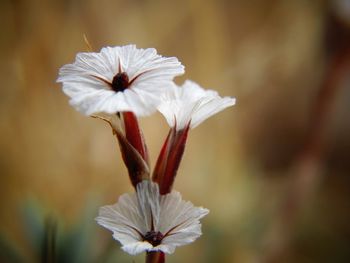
[
  {"left": 144, "top": 231, "right": 163, "bottom": 246},
  {"left": 111, "top": 72, "right": 129, "bottom": 92}
]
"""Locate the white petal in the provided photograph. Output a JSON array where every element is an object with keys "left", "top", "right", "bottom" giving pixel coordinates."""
[
  {"left": 58, "top": 50, "right": 117, "bottom": 83},
  {"left": 117, "top": 45, "right": 184, "bottom": 82},
  {"left": 157, "top": 80, "right": 235, "bottom": 130},
  {"left": 96, "top": 192, "right": 147, "bottom": 247},
  {"left": 136, "top": 180, "right": 161, "bottom": 231},
  {"left": 158, "top": 190, "right": 209, "bottom": 233},
  {"left": 57, "top": 45, "right": 184, "bottom": 116},
  {"left": 156, "top": 189, "right": 209, "bottom": 251},
  {"left": 148, "top": 244, "right": 176, "bottom": 254},
  {"left": 161, "top": 226, "right": 201, "bottom": 248},
  {"left": 157, "top": 84, "right": 193, "bottom": 129},
  {"left": 121, "top": 241, "right": 153, "bottom": 255},
  {"left": 191, "top": 96, "right": 236, "bottom": 129}
]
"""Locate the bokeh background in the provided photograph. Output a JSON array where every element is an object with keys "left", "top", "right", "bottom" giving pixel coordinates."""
[{"left": 1, "top": 0, "right": 350, "bottom": 262}]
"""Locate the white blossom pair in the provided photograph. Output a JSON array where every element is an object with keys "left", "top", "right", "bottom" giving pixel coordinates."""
[
  {"left": 57, "top": 44, "right": 235, "bottom": 130},
  {"left": 57, "top": 44, "right": 235, "bottom": 256}
]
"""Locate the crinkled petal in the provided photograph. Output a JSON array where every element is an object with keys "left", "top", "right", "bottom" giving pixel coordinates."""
[
  {"left": 58, "top": 51, "right": 116, "bottom": 84},
  {"left": 158, "top": 190, "right": 209, "bottom": 233},
  {"left": 96, "top": 192, "right": 147, "bottom": 246},
  {"left": 117, "top": 45, "right": 184, "bottom": 83},
  {"left": 156, "top": 189, "right": 209, "bottom": 252}
]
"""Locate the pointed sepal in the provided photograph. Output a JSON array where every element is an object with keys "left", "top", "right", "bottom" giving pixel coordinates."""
[
  {"left": 115, "top": 129, "right": 150, "bottom": 188},
  {"left": 123, "top": 111, "right": 150, "bottom": 166},
  {"left": 92, "top": 114, "right": 150, "bottom": 188}
]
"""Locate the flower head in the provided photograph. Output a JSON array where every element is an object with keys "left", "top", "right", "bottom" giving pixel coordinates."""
[
  {"left": 96, "top": 180, "right": 209, "bottom": 255},
  {"left": 157, "top": 80, "right": 236, "bottom": 130},
  {"left": 57, "top": 45, "right": 184, "bottom": 116}
]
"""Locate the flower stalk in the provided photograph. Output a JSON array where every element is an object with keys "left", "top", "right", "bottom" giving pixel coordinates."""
[{"left": 57, "top": 44, "right": 235, "bottom": 262}]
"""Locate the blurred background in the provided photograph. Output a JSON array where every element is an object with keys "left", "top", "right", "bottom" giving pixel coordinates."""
[{"left": 1, "top": 0, "right": 350, "bottom": 262}]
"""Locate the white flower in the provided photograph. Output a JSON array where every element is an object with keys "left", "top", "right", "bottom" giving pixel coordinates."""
[
  {"left": 157, "top": 80, "right": 236, "bottom": 130},
  {"left": 96, "top": 180, "right": 209, "bottom": 255},
  {"left": 57, "top": 45, "right": 184, "bottom": 116}
]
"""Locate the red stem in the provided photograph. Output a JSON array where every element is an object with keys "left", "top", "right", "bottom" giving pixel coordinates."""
[
  {"left": 123, "top": 111, "right": 149, "bottom": 164},
  {"left": 153, "top": 129, "right": 173, "bottom": 184},
  {"left": 152, "top": 125, "right": 190, "bottom": 195},
  {"left": 146, "top": 251, "right": 165, "bottom": 263},
  {"left": 160, "top": 126, "right": 189, "bottom": 194}
]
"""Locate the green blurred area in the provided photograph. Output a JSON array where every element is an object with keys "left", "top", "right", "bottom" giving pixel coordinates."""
[{"left": 1, "top": 0, "right": 350, "bottom": 262}]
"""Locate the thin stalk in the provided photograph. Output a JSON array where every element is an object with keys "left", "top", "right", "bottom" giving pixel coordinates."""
[{"left": 41, "top": 217, "right": 56, "bottom": 263}]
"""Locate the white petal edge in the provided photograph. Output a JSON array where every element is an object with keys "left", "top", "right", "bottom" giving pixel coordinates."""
[
  {"left": 121, "top": 241, "right": 153, "bottom": 255},
  {"left": 157, "top": 80, "right": 236, "bottom": 130}
]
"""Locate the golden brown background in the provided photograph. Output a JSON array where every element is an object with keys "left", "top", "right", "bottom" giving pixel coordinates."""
[{"left": 1, "top": 0, "right": 350, "bottom": 262}]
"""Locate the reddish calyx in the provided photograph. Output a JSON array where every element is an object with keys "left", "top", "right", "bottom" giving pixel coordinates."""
[{"left": 153, "top": 124, "right": 190, "bottom": 195}]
